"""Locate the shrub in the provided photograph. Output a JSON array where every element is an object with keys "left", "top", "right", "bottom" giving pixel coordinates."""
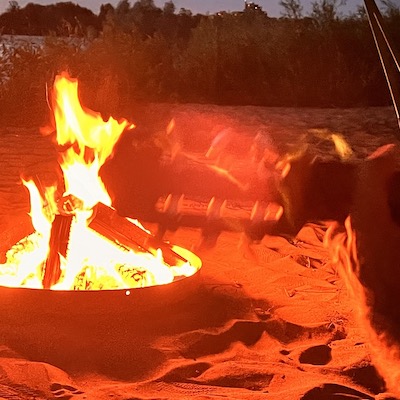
[{"left": 0, "top": 2, "right": 399, "bottom": 125}]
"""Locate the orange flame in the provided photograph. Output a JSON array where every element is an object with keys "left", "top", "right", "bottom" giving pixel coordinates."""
[
  {"left": 0, "top": 73, "right": 200, "bottom": 290},
  {"left": 331, "top": 133, "right": 353, "bottom": 160},
  {"left": 51, "top": 72, "right": 134, "bottom": 208}
]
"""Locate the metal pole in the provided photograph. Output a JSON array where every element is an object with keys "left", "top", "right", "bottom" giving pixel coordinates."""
[{"left": 364, "top": 0, "right": 400, "bottom": 133}]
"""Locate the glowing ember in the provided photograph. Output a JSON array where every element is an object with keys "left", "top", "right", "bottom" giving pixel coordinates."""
[
  {"left": 331, "top": 133, "right": 353, "bottom": 160},
  {"left": 0, "top": 73, "right": 200, "bottom": 290},
  {"left": 51, "top": 72, "right": 134, "bottom": 208}
]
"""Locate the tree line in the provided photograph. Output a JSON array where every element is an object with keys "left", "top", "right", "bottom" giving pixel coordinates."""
[
  {"left": 0, "top": 0, "right": 202, "bottom": 37},
  {"left": 0, "top": 0, "right": 399, "bottom": 122}
]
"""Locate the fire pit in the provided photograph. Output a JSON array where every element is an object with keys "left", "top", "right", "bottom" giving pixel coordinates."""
[{"left": 0, "top": 73, "right": 202, "bottom": 315}]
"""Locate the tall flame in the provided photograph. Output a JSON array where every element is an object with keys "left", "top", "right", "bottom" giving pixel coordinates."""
[{"left": 51, "top": 72, "right": 134, "bottom": 208}]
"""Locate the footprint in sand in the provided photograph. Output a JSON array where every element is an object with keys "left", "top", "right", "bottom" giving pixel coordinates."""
[
  {"left": 158, "top": 360, "right": 274, "bottom": 392},
  {"left": 50, "top": 383, "right": 84, "bottom": 399},
  {"left": 298, "top": 344, "right": 332, "bottom": 365},
  {"left": 0, "top": 382, "right": 47, "bottom": 400},
  {"left": 181, "top": 320, "right": 268, "bottom": 359},
  {"left": 301, "top": 383, "right": 374, "bottom": 400},
  {"left": 343, "top": 364, "right": 386, "bottom": 395},
  {"left": 158, "top": 361, "right": 212, "bottom": 383}
]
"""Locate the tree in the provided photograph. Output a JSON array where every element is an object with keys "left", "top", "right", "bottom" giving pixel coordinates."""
[
  {"left": 163, "top": 1, "right": 175, "bottom": 15},
  {"left": 116, "top": 0, "right": 130, "bottom": 15},
  {"left": 178, "top": 8, "right": 192, "bottom": 17},
  {"left": 115, "top": 0, "right": 133, "bottom": 31},
  {"left": 244, "top": 1, "right": 267, "bottom": 16},
  {"left": 132, "top": 0, "right": 156, "bottom": 11},
  {"left": 310, "top": 0, "right": 344, "bottom": 24},
  {"left": 279, "top": 0, "right": 303, "bottom": 19},
  {"left": 131, "top": 0, "right": 162, "bottom": 37},
  {"left": 0, "top": 1, "right": 98, "bottom": 35},
  {"left": 381, "top": 0, "right": 400, "bottom": 17},
  {"left": 7, "top": 0, "right": 20, "bottom": 12},
  {"left": 99, "top": 3, "right": 115, "bottom": 22}
]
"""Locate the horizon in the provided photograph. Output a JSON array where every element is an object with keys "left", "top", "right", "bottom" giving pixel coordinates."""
[{"left": 0, "top": 0, "right": 367, "bottom": 18}]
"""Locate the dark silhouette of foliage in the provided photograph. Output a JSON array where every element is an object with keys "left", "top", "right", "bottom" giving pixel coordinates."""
[
  {"left": 244, "top": 1, "right": 267, "bottom": 16},
  {"left": 163, "top": 1, "right": 175, "bottom": 15},
  {"left": 7, "top": 1, "right": 20, "bottom": 12},
  {"left": 0, "top": 2, "right": 99, "bottom": 36},
  {"left": 0, "top": 0, "right": 399, "bottom": 124},
  {"left": 280, "top": 0, "right": 304, "bottom": 19}
]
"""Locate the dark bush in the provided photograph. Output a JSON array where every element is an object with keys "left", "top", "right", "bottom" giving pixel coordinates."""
[{"left": 0, "top": 0, "right": 398, "bottom": 125}]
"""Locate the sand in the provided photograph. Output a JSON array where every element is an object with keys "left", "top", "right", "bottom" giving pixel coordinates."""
[{"left": 0, "top": 104, "right": 399, "bottom": 400}]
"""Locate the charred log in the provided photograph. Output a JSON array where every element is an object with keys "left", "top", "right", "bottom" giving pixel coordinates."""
[
  {"left": 88, "top": 203, "right": 187, "bottom": 267},
  {"left": 42, "top": 214, "right": 73, "bottom": 289}
]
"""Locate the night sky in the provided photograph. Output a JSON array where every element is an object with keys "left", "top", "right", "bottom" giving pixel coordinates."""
[{"left": 0, "top": 0, "right": 371, "bottom": 17}]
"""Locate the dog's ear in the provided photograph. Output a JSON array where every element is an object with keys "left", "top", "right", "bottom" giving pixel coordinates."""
[{"left": 273, "top": 149, "right": 356, "bottom": 236}]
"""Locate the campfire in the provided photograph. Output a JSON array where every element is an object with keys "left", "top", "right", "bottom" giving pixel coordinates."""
[{"left": 0, "top": 73, "right": 201, "bottom": 292}]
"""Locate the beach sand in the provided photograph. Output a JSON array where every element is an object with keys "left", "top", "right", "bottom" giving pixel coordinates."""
[{"left": 0, "top": 104, "right": 398, "bottom": 399}]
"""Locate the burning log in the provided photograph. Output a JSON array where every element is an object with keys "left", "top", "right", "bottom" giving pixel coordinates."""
[
  {"left": 88, "top": 202, "right": 187, "bottom": 267},
  {"left": 41, "top": 190, "right": 84, "bottom": 289},
  {"left": 42, "top": 214, "right": 73, "bottom": 289}
]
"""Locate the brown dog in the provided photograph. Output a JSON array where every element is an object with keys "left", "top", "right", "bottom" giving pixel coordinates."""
[{"left": 327, "top": 144, "right": 400, "bottom": 396}]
